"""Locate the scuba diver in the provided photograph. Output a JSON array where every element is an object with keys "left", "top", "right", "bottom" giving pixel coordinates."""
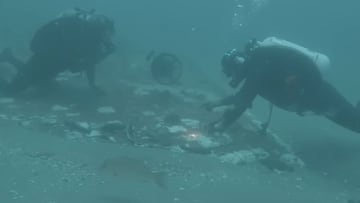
[
  {"left": 0, "top": 8, "right": 116, "bottom": 95},
  {"left": 205, "top": 37, "right": 360, "bottom": 134}
]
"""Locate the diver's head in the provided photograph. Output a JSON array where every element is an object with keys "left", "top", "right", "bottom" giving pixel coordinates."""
[{"left": 221, "top": 48, "right": 246, "bottom": 78}]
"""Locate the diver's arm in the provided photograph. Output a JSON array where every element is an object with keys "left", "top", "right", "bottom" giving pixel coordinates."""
[
  {"left": 206, "top": 95, "right": 236, "bottom": 108},
  {"left": 203, "top": 94, "right": 239, "bottom": 111},
  {"left": 220, "top": 95, "right": 238, "bottom": 106},
  {"left": 213, "top": 78, "right": 258, "bottom": 131},
  {"left": 204, "top": 76, "right": 247, "bottom": 110}
]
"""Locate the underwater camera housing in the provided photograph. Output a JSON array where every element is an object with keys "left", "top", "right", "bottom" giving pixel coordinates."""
[{"left": 147, "top": 51, "right": 183, "bottom": 85}]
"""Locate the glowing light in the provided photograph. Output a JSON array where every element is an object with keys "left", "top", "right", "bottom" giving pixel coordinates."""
[
  {"left": 183, "top": 132, "right": 201, "bottom": 141},
  {"left": 189, "top": 133, "right": 200, "bottom": 138}
]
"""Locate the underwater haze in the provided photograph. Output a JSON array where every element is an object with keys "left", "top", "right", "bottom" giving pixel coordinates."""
[{"left": 1, "top": 0, "right": 360, "bottom": 202}]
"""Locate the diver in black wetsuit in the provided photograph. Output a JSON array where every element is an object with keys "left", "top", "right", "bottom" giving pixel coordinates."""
[
  {"left": 0, "top": 8, "right": 115, "bottom": 95},
  {"left": 206, "top": 37, "right": 360, "bottom": 134}
]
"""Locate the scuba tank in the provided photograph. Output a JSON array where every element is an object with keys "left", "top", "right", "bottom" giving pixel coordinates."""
[{"left": 258, "top": 37, "right": 331, "bottom": 74}]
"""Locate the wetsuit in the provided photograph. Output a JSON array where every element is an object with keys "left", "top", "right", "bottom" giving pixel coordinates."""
[
  {"left": 2, "top": 13, "right": 115, "bottom": 95},
  {"left": 218, "top": 45, "right": 360, "bottom": 133}
]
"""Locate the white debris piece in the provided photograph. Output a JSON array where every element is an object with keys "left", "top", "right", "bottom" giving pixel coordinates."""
[
  {"left": 196, "top": 136, "right": 220, "bottom": 148},
  {"left": 155, "top": 123, "right": 163, "bottom": 128},
  {"left": 56, "top": 71, "right": 81, "bottom": 81},
  {"left": 97, "top": 106, "right": 116, "bottom": 114},
  {"left": 51, "top": 105, "right": 69, "bottom": 111},
  {"left": 65, "top": 131, "right": 83, "bottom": 140},
  {"left": 220, "top": 150, "right": 256, "bottom": 164},
  {"left": 19, "top": 121, "right": 31, "bottom": 127},
  {"left": 108, "top": 136, "right": 117, "bottom": 142},
  {"left": 280, "top": 153, "right": 305, "bottom": 168},
  {"left": 11, "top": 115, "right": 23, "bottom": 121},
  {"left": 133, "top": 87, "right": 151, "bottom": 96},
  {"left": 167, "top": 125, "right": 187, "bottom": 134},
  {"left": 41, "top": 117, "right": 57, "bottom": 125},
  {"left": 0, "top": 114, "right": 8, "bottom": 120},
  {"left": 0, "top": 97, "right": 14, "bottom": 104},
  {"left": 105, "top": 120, "right": 123, "bottom": 125},
  {"left": 182, "top": 132, "right": 221, "bottom": 148},
  {"left": 219, "top": 149, "right": 269, "bottom": 165},
  {"left": 169, "top": 145, "right": 185, "bottom": 153},
  {"left": 181, "top": 118, "right": 200, "bottom": 128},
  {"left": 87, "top": 130, "right": 102, "bottom": 137},
  {"left": 252, "top": 148, "right": 271, "bottom": 160},
  {"left": 77, "top": 122, "right": 90, "bottom": 130}
]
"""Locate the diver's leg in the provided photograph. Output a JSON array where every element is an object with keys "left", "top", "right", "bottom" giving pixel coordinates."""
[
  {"left": 5, "top": 72, "right": 58, "bottom": 96},
  {"left": 312, "top": 81, "right": 360, "bottom": 133},
  {"left": 3, "top": 55, "right": 52, "bottom": 95}
]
